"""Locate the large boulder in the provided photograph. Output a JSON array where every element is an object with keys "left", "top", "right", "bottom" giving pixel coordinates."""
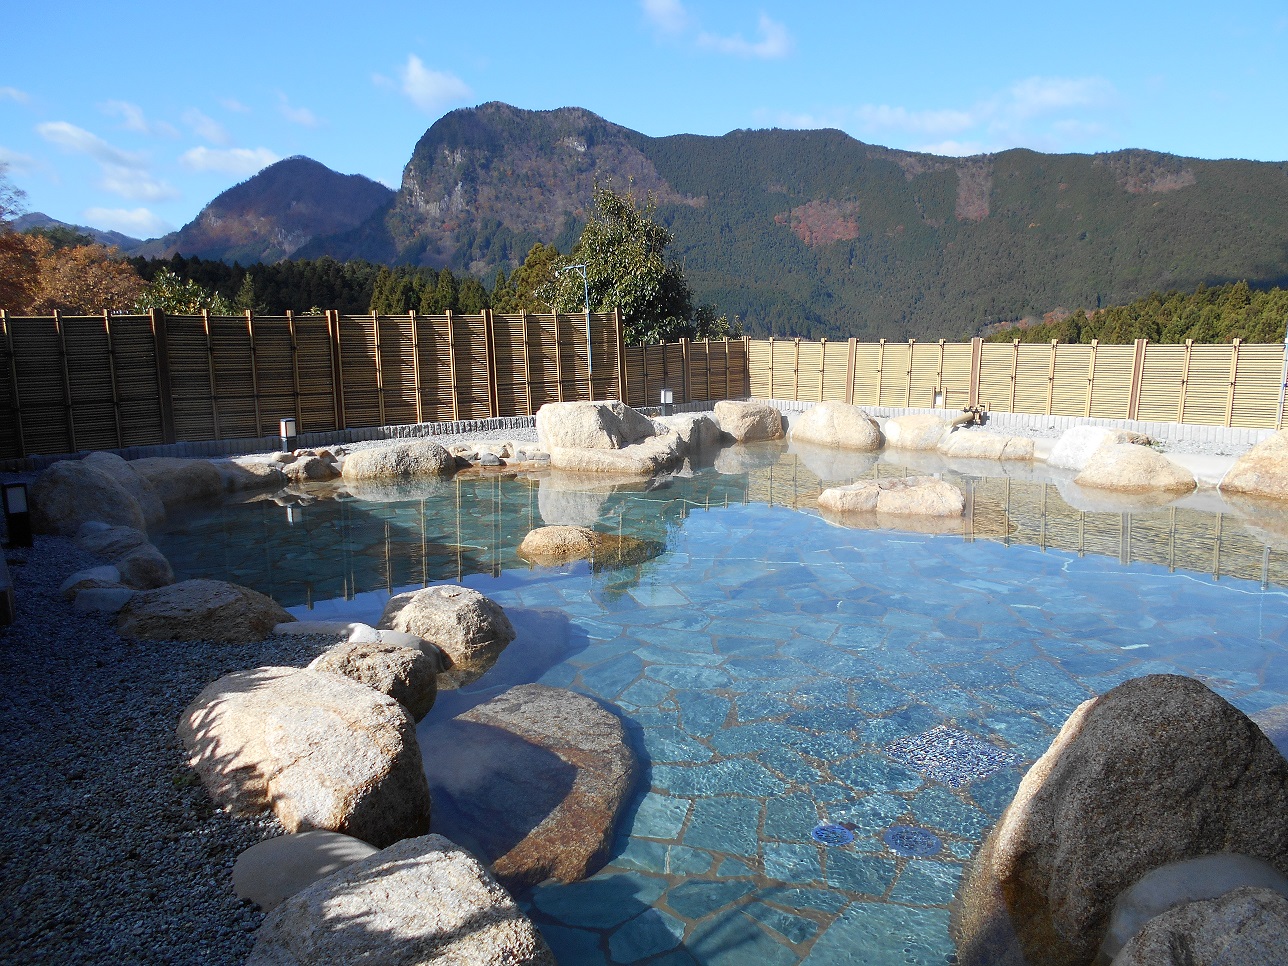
[
  {"left": 82, "top": 452, "right": 166, "bottom": 527},
  {"left": 339, "top": 440, "right": 454, "bottom": 482},
  {"left": 233, "top": 831, "right": 380, "bottom": 912},
  {"left": 546, "top": 432, "right": 683, "bottom": 476},
  {"left": 1221, "top": 429, "right": 1288, "bottom": 502},
  {"left": 423, "top": 685, "right": 637, "bottom": 890},
  {"left": 938, "top": 429, "right": 1035, "bottom": 461},
  {"left": 130, "top": 457, "right": 225, "bottom": 509},
  {"left": 817, "top": 476, "right": 965, "bottom": 517},
  {"left": 535, "top": 401, "right": 656, "bottom": 450},
  {"left": 308, "top": 639, "right": 438, "bottom": 722},
  {"left": 653, "top": 413, "right": 722, "bottom": 453},
  {"left": 1112, "top": 887, "right": 1288, "bottom": 966},
  {"left": 118, "top": 578, "right": 293, "bottom": 643},
  {"left": 76, "top": 522, "right": 149, "bottom": 559},
  {"left": 282, "top": 454, "right": 340, "bottom": 484},
  {"left": 31, "top": 459, "right": 148, "bottom": 535},
  {"left": 217, "top": 456, "right": 289, "bottom": 492},
  {"left": 881, "top": 413, "right": 956, "bottom": 451},
  {"left": 178, "top": 666, "right": 431, "bottom": 848},
  {"left": 517, "top": 525, "right": 664, "bottom": 570},
  {"left": 114, "top": 543, "right": 175, "bottom": 590},
  {"left": 713, "top": 400, "right": 784, "bottom": 442},
  {"left": 954, "top": 674, "right": 1288, "bottom": 966},
  {"left": 1047, "top": 426, "right": 1140, "bottom": 471},
  {"left": 245, "top": 834, "right": 554, "bottom": 966},
  {"left": 1074, "top": 443, "right": 1196, "bottom": 494},
  {"left": 789, "top": 401, "right": 881, "bottom": 451},
  {"left": 378, "top": 586, "right": 516, "bottom": 689}
]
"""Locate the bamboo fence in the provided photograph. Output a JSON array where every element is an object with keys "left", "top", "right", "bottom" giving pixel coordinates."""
[
  {"left": 0, "top": 309, "right": 748, "bottom": 458},
  {"left": 747, "top": 336, "right": 1288, "bottom": 429}
]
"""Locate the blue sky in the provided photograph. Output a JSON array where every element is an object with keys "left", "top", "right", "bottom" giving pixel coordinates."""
[{"left": 3, "top": 0, "right": 1286, "bottom": 240}]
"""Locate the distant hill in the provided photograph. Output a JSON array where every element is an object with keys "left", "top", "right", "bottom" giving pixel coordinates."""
[
  {"left": 178, "top": 104, "right": 1288, "bottom": 341},
  {"left": 136, "top": 157, "right": 393, "bottom": 264},
  {"left": 13, "top": 212, "right": 144, "bottom": 252}
]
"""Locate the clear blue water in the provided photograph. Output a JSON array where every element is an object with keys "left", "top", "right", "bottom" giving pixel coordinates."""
[{"left": 154, "top": 445, "right": 1288, "bottom": 965}]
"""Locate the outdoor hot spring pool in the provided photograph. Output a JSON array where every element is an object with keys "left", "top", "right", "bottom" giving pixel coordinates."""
[{"left": 152, "top": 443, "right": 1288, "bottom": 966}]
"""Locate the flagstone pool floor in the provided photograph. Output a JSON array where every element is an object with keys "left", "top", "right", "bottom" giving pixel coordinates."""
[{"left": 154, "top": 458, "right": 1288, "bottom": 965}]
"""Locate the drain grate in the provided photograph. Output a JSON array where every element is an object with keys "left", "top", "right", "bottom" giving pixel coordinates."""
[
  {"left": 811, "top": 823, "right": 856, "bottom": 847},
  {"left": 885, "top": 727, "right": 1018, "bottom": 787},
  {"left": 882, "top": 825, "right": 942, "bottom": 857}
]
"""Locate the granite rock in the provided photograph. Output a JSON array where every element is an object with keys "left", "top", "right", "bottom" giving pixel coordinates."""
[
  {"left": 308, "top": 639, "right": 438, "bottom": 722},
  {"left": 789, "top": 401, "right": 881, "bottom": 451},
  {"left": 119, "top": 578, "right": 293, "bottom": 643},
  {"left": 713, "top": 400, "right": 784, "bottom": 442},
  {"left": 379, "top": 585, "right": 516, "bottom": 689}
]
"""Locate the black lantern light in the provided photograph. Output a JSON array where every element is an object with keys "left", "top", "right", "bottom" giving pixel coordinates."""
[{"left": 3, "top": 482, "right": 32, "bottom": 548}]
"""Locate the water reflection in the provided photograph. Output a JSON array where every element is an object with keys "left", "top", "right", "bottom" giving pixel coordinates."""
[{"left": 153, "top": 444, "right": 1288, "bottom": 610}]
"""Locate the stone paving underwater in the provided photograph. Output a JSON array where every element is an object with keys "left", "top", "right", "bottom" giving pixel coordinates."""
[{"left": 154, "top": 465, "right": 1288, "bottom": 965}]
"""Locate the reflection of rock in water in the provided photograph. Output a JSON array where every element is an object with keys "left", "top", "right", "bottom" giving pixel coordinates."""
[
  {"left": 789, "top": 439, "right": 880, "bottom": 482},
  {"left": 518, "top": 525, "right": 664, "bottom": 572},
  {"left": 420, "top": 684, "right": 637, "bottom": 891},
  {"left": 1056, "top": 478, "right": 1187, "bottom": 513},
  {"left": 341, "top": 477, "right": 452, "bottom": 503},
  {"left": 818, "top": 506, "right": 967, "bottom": 536},
  {"left": 714, "top": 441, "right": 788, "bottom": 474},
  {"left": 1228, "top": 494, "right": 1288, "bottom": 551},
  {"left": 537, "top": 471, "right": 651, "bottom": 527}
]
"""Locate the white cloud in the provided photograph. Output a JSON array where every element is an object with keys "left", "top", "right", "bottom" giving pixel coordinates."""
[
  {"left": 37, "top": 121, "right": 146, "bottom": 168},
  {"left": 82, "top": 206, "right": 172, "bottom": 237},
  {"left": 0, "top": 87, "right": 30, "bottom": 104},
  {"left": 179, "top": 145, "right": 279, "bottom": 176},
  {"left": 219, "top": 97, "right": 251, "bottom": 114},
  {"left": 277, "top": 92, "right": 320, "bottom": 127},
  {"left": 181, "top": 108, "right": 230, "bottom": 145},
  {"left": 698, "top": 13, "right": 793, "bottom": 59},
  {"left": 392, "top": 55, "right": 472, "bottom": 114},
  {"left": 641, "top": 0, "right": 690, "bottom": 33},
  {"left": 838, "top": 74, "right": 1119, "bottom": 154},
  {"left": 100, "top": 100, "right": 179, "bottom": 138},
  {"left": 99, "top": 165, "right": 180, "bottom": 201},
  {"left": 0, "top": 147, "right": 40, "bottom": 177}
]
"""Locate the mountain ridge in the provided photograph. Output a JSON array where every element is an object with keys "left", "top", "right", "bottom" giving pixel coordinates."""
[{"left": 161, "top": 104, "right": 1288, "bottom": 340}]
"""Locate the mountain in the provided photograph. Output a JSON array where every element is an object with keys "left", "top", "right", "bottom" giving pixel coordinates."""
[
  {"left": 13, "top": 212, "right": 144, "bottom": 252},
  {"left": 136, "top": 156, "right": 393, "bottom": 264},
  {"left": 299, "top": 103, "right": 1288, "bottom": 340}
]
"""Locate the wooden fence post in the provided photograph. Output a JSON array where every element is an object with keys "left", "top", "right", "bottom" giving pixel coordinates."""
[
  {"left": 103, "top": 310, "right": 123, "bottom": 448},
  {"left": 792, "top": 337, "right": 801, "bottom": 401},
  {"left": 246, "top": 310, "right": 263, "bottom": 438},
  {"left": 766, "top": 337, "right": 774, "bottom": 400},
  {"left": 520, "top": 312, "right": 534, "bottom": 415},
  {"left": 1047, "top": 340, "right": 1058, "bottom": 415},
  {"left": 1226, "top": 339, "right": 1242, "bottom": 428},
  {"left": 286, "top": 310, "right": 303, "bottom": 431},
  {"left": 1177, "top": 339, "right": 1192, "bottom": 424},
  {"left": 328, "top": 310, "right": 346, "bottom": 430},
  {"left": 704, "top": 339, "right": 713, "bottom": 402},
  {"left": 484, "top": 308, "right": 499, "bottom": 417},
  {"left": 818, "top": 337, "right": 827, "bottom": 401},
  {"left": 1084, "top": 339, "right": 1099, "bottom": 418},
  {"left": 409, "top": 309, "right": 423, "bottom": 424},
  {"left": 371, "top": 311, "right": 386, "bottom": 426},
  {"left": 52, "top": 311, "right": 77, "bottom": 452},
  {"left": 1128, "top": 338, "right": 1148, "bottom": 421},
  {"left": 2, "top": 311, "right": 25, "bottom": 457},
  {"left": 202, "top": 310, "right": 220, "bottom": 439},
  {"left": 445, "top": 310, "right": 460, "bottom": 419},
  {"left": 150, "top": 308, "right": 176, "bottom": 444},
  {"left": 680, "top": 337, "right": 690, "bottom": 404},
  {"left": 876, "top": 339, "right": 887, "bottom": 407},
  {"left": 966, "top": 337, "right": 982, "bottom": 408},
  {"left": 906, "top": 339, "right": 916, "bottom": 408},
  {"left": 845, "top": 337, "right": 857, "bottom": 405},
  {"left": 584, "top": 311, "right": 594, "bottom": 403},
  {"left": 936, "top": 340, "right": 946, "bottom": 408},
  {"left": 551, "top": 314, "right": 564, "bottom": 404},
  {"left": 614, "top": 308, "right": 626, "bottom": 403},
  {"left": 1009, "top": 339, "right": 1020, "bottom": 413}
]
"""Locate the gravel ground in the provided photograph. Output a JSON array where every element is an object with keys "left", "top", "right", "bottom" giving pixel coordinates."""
[{"left": 0, "top": 538, "right": 341, "bottom": 965}]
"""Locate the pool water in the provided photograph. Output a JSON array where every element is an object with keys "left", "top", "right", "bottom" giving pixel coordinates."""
[{"left": 154, "top": 445, "right": 1288, "bottom": 965}]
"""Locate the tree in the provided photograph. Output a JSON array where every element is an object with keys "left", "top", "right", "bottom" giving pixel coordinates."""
[
  {"left": 31, "top": 242, "right": 146, "bottom": 314},
  {"left": 0, "top": 164, "right": 40, "bottom": 312},
  {"left": 134, "top": 269, "right": 233, "bottom": 314},
  {"left": 541, "top": 184, "right": 731, "bottom": 345},
  {"left": 233, "top": 272, "right": 268, "bottom": 313},
  {"left": 495, "top": 242, "right": 563, "bottom": 314}
]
